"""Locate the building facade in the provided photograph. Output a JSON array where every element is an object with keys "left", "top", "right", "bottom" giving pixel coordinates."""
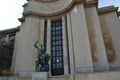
[
  {"left": 0, "top": 0, "right": 120, "bottom": 80},
  {"left": 0, "top": 28, "right": 19, "bottom": 76}
]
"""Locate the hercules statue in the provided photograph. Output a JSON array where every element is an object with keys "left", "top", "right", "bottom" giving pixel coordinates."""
[{"left": 34, "top": 41, "right": 51, "bottom": 72}]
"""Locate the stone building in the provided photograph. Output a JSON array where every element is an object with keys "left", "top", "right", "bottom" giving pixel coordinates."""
[
  {"left": 0, "top": 28, "right": 19, "bottom": 76},
  {"left": 0, "top": 0, "right": 120, "bottom": 80}
]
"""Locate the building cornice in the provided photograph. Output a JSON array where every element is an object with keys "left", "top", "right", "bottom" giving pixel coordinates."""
[
  {"left": 23, "top": 3, "right": 28, "bottom": 7},
  {"left": 19, "top": 0, "right": 98, "bottom": 22},
  {"left": 18, "top": 16, "right": 25, "bottom": 22},
  {"left": 0, "top": 27, "right": 20, "bottom": 35},
  {"left": 98, "top": 6, "right": 119, "bottom": 15},
  {"left": 84, "top": 0, "right": 98, "bottom": 8},
  {"left": 117, "top": 11, "right": 120, "bottom": 17}
]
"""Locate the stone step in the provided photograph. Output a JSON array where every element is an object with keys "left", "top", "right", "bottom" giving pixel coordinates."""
[
  {"left": 0, "top": 76, "right": 31, "bottom": 80},
  {"left": 0, "top": 75, "right": 70, "bottom": 80}
]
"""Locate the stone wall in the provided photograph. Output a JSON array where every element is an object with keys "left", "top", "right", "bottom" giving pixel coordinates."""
[{"left": 99, "top": 11, "right": 120, "bottom": 68}]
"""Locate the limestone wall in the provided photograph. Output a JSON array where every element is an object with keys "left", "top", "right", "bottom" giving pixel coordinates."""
[
  {"left": 69, "top": 4, "right": 93, "bottom": 73},
  {"left": 12, "top": 16, "right": 43, "bottom": 76},
  {"left": 85, "top": 6, "right": 109, "bottom": 71},
  {"left": 99, "top": 12, "right": 120, "bottom": 68}
]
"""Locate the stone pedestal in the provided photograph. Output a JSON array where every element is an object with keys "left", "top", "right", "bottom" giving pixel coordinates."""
[{"left": 32, "top": 72, "right": 49, "bottom": 80}]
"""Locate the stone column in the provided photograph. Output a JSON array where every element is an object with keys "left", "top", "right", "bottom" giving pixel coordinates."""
[
  {"left": 12, "top": 22, "right": 25, "bottom": 75},
  {"left": 85, "top": 7, "right": 109, "bottom": 71},
  {"left": 99, "top": 12, "right": 120, "bottom": 68},
  {"left": 5, "top": 35, "right": 9, "bottom": 43},
  {"left": 70, "top": 4, "right": 93, "bottom": 73},
  {"left": 62, "top": 16, "right": 69, "bottom": 74},
  {"left": 66, "top": 13, "right": 75, "bottom": 74},
  {"left": 39, "top": 19, "right": 45, "bottom": 43},
  {"left": 46, "top": 19, "right": 51, "bottom": 75},
  {"left": 18, "top": 16, "right": 40, "bottom": 77},
  {"left": 11, "top": 31, "right": 20, "bottom": 74}
]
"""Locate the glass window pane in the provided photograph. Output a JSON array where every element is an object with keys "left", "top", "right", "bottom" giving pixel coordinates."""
[
  {"left": 52, "top": 52, "right": 56, "bottom": 56},
  {"left": 52, "top": 36, "right": 56, "bottom": 40},
  {"left": 59, "top": 57, "right": 63, "bottom": 62},
  {"left": 59, "top": 63, "right": 62, "bottom": 67},
  {"left": 52, "top": 42, "right": 55, "bottom": 45},
  {"left": 53, "top": 63, "right": 55, "bottom": 68},
  {"left": 52, "top": 31, "right": 56, "bottom": 35},
  {"left": 53, "top": 57, "right": 56, "bottom": 63}
]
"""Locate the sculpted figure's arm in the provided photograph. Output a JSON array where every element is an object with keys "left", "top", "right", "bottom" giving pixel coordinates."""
[{"left": 34, "top": 41, "right": 39, "bottom": 49}]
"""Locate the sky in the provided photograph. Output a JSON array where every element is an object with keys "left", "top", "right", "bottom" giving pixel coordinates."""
[{"left": 0, "top": 0, "right": 120, "bottom": 30}]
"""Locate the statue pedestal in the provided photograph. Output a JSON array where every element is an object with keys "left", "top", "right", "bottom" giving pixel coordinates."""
[{"left": 32, "top": 72, "right": 49, "bottom": 80}]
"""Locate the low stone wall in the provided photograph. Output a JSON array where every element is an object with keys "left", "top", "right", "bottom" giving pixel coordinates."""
[{"left": 1, "top": 71, "right": 120, "bottom": 80}]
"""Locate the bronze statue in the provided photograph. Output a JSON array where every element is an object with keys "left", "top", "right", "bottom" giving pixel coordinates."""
[{"left": 34, "top": 41, "right": 51, "bottom": 72}]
